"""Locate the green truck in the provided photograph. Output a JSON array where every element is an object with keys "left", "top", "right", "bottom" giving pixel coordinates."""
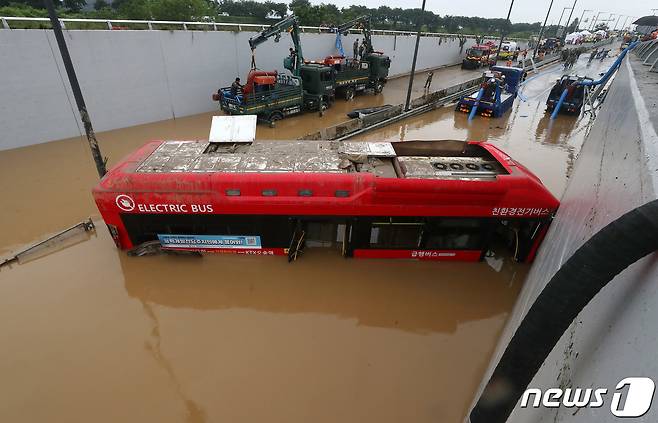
[
  {"left": 328, "top": 16, "right": 391, "bottom": 100},
  {"left": 214, "top": 14, "right": 391, "bottom": 125},
  {"left": 215, "top": 15, "right": 335, "bottom": 126}
]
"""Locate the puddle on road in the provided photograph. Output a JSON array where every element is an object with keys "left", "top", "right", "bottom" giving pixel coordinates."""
[{"left": 0, "top": 58, "right": 609, "bottom": 422}]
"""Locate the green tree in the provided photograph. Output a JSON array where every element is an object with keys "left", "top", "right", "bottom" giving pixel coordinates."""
[
  {"left": 151, "top": 0, "right": 210, "bottom": 20},
  {"left": 263, "top": 0, "right": 286, "bottom": 18},
  {"left": 62, "top": 0, "right": 84, "bottom": 11},
  {"left": 115, "top": 0, "right": 151, "bottom": 19},
  {"left": 566, "top": 17, "right": 579, "bottom": 33}
]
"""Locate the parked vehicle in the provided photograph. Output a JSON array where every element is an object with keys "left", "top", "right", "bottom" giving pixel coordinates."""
[
  {"left": 499, "top": 41, "right": 519, "bottom": 60},
  {"left": 320, "top": 16, "right": 391, "bottom": 100},
  {"left": 456, "top": 66, "right": 524, "bottom": 118},
  {"left": 214, "top": 15, "right": 334, "bottom": 126},
  {"left": 461, "top": 44, "right": 498, "bottom": 69},
  {"left": 546, "top": 75, "right": 593, "bottom": 115}
]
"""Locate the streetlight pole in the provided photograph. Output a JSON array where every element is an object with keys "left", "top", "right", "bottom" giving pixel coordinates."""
[
  {"left": 404, "top": 0, "right": 426, "bottom": 112},
  {"left": 578, "top": 9, "right": 592, "bottom": 31},
  {"left": 555, "top": 7, "right": 571, "bottom": 37},
  {"left": 621, "top": 16, "right": 630, "bottom": 31},
  {"left": 534, "top": 0, "right": 555, "bottom": 58},
  {"left": 562, "top": 0, "right": 577, "bottom": 40},
  {"left": 590, "top": 11, "right": 604, "bottom": 30},
  {"left": 495, "top": 0, "right": 515, "bottom": 63},
  {"left": 606, "top": 13, "right": 621, "bottom": 30},
  {"left": 43, "top": 0, "right": 107, "bottom": 178}
]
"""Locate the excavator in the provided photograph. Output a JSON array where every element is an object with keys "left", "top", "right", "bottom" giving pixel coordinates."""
[
  {"left": 214, "top": 15, "right": 335, "bottom": 126},
  {"left": 318, "top": 15, "right": 391, "bottom": 100}
]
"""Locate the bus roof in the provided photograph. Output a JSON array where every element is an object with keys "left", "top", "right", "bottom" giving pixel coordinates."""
[
  {"left": 93, "top": 139, "right": 559, "bottom": 218},
  {"left": 129, "top": 139, "right": 507, "bottom": 180}
]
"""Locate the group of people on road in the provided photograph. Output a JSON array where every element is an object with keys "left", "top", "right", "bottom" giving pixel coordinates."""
[
  {"left": 352, "top": 38, "right": 368, "bottom": 60},
  {"left": 561, "top": 48, "right": 584, "bottom": 69},
  {"left": 588, "top": 48, "right": 610, "bottom": 63}
]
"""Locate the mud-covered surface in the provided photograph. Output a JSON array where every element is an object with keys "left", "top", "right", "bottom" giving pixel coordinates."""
[{"left": 0, "top": 57, "right": 614, "bottom": 423}]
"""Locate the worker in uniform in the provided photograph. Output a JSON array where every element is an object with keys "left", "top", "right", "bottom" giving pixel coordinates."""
[
  {"left": 588, "top": 48, "right": 598, "bottom": 63},
  {"left": 424, "top": 71, "right": 434, "bottom": 91},
  {"left": 230, "top": 77, "right": 243, "bottom": 97},
  {"left": 482, "top": 77, "right": 497, "bottom": 102},
  {"left": 289, "top": 47, "right": 297, "bottom": 70},
  {"left": 358, "top": 40, "right": 365, "bottom": 60},
  {"left": 518, "top": 49, "right": 528, "bottom": 67},
  {"left": 353, "top": 38, "right": 359, "bottom": 59},
  {"left": 599, "top": 49, "right": 609, "bottom": 61}
]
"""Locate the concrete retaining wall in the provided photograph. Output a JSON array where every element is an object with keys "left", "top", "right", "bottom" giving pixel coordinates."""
[
  {"left": 0, "top": 29, "right": 493, "bottom": 150},
  {"left": 469, "top": 50, "right": 658, "bottom": 422}
]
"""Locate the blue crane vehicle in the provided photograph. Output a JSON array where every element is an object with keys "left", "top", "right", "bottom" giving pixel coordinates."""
[{"left": 457, "top": 66, "right": 525, "bottom": 119}]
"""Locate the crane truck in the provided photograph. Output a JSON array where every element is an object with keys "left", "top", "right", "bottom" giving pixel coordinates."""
[
  {"left": 320, "top": 15, "right": 391, "bottom": 100},
  {"left": 214, "top": 15, "right": 335, "bottom": 126}
]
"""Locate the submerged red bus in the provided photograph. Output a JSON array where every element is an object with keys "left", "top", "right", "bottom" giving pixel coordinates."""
[{"left": 92, "top": 139, "right": 559, "bottom": 262}]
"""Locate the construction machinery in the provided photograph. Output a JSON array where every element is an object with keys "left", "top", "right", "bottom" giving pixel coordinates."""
[
  {"left": 321, "top": 15, "right": 391, "bottom": 100},
  {"left": 546, "top": 75, "right": 591, "bottom": 115},
  {"left": 214, "top": 15, "right": 334, "bottom": 126},
  {"left": 457, "top": 66, "right": 524, "bottom": 118}
]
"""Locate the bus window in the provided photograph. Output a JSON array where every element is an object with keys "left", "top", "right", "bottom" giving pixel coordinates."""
[
  {"left": 121, "top": 214, "right": 293, "bottom": 248},
  {"left": 423, "top": 218, "right": 483, "bottom": 250},
  {"left": 369, "top": 222, "right": 423, "bottom": 249},
  {"left": 304, "top": 220, "right": 341, "bottom": 247}
]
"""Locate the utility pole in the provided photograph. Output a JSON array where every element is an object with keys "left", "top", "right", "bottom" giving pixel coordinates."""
[
  {"left": 534, "top": 0, "right": 555, "bottom": 58},
  {"left": 43, "top": 0, "right": 107, "bottom": 178},
  {"left": 562, "top": 0, "right": 577, "bottom": 41},
  {"left": 404, "top": 0, "right": 426, "bottom": 112},
  {"left": 495, "top": 0, "right": 515, "bottom": 63}
]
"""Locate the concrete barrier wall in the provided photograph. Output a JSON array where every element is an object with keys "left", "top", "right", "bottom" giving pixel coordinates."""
[
  {"left": 470, "top": 52, "right": 658, "bottom": 422},
  {"left": 0, "top": 29, "right": 491, "bottom": 150}
]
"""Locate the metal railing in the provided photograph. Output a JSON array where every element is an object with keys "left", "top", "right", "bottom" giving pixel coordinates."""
[{"left": 0, "top": 16, "right": 528, "bottom": 41}]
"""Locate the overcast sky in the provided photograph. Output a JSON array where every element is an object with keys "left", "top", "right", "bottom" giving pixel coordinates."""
[{"left": 304, "top": 0, "right": 655, "bottom": 26}]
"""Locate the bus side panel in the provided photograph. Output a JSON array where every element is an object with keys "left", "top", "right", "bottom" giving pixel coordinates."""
[
  {"left": 161, "top": 246, "right": 287, "bottom": 256},
  {"left": 524, "top": 221, "right": 550, "bottom": 263},
  {"left": 92, "top": 192, "right": 135, "bottom": 250},
  {"left": 353, "top": 249, "right": 482, "bottom": 261}
]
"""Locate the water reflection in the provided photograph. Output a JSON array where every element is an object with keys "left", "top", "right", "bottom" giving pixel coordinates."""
[
  {"left": 535, "top": 112, "right": 579, "bottom": 146},
  {"left": 141, "top": 301, "right": 208, "bottom": 423},
  {"left": 120, "top": 249, "right": 525, "bottom": 335},
  {"left": 452, "top": 109, "right": 513, "bottom": 141}
]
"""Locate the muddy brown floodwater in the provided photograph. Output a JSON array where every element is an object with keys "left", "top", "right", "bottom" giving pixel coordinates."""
[{"left": 0, "top": 56, "right": 614, "bottom": 423}]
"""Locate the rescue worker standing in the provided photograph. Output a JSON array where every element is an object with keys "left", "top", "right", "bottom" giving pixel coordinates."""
[
  {"left": 358, "top": 40, "right": 365, "bottom": 60},
  {"left": 353, "top": 38, "right": 359, "bottom": 59},
  {"left": 599, "top": 49, "right": 609, "bottom": 61},
  {"left": 424, "top": 71, "right": 434, "bottom": 91},
  {"left": 230, "top": 77, "right": 243, "bottom": 97},
  {"left": 289, "top": 48, "right": 297, "bottom": 70}
]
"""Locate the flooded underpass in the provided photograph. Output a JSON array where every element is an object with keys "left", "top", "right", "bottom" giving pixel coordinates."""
[{"left": 0, "top": 55, "right": 616, "bottom": 423}]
